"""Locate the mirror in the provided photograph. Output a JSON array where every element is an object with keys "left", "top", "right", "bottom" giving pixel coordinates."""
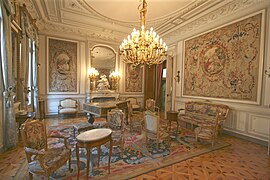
[{"left": 90, "top": 45, "right": 116, "bottom": 89}]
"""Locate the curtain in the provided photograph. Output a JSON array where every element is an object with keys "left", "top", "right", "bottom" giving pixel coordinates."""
[
  {"left": 20, "top": 7, "right": 39, "bottom": 117},
  {"left": 0, "top": 0, "right": 18, "bottom": 150},
  {"left": 32, "top": 41, "right": 40, "bottom": 118}
]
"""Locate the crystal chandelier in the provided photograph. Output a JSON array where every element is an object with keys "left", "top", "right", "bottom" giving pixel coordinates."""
[{"left": 119, "top": 0, "right": 168, "bottom": 66}]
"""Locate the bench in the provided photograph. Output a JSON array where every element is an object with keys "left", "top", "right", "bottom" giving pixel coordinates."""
[{"left": 178, "top": 101, "right": 230, "bottom": 132}]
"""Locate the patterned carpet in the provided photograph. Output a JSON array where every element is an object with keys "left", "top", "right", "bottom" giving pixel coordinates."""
[{"left": 0, "top": 117, "right": 269, "bottom": 179}]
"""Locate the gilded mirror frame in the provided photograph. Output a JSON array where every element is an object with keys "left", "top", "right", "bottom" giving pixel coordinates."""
[{"left": 89, "top": 44, "right": 117, "bottom": 90}]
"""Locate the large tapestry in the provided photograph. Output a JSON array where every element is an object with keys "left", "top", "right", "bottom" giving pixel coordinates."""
[
  {"left": 183, "top": 12, "right": 263, "bottom": 103},
  {"left": 125, "top": 64, "right": 143, "bottom": 92},
  {"left": 48, "top": 38, "right": 78, "bottom": 93}
]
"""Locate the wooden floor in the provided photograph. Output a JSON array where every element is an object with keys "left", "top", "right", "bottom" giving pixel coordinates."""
[{"left": 0, "top": 117, "right": 269, "bottom": 179}]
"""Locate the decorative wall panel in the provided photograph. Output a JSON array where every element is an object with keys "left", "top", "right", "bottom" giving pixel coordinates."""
[
  {"left": 125, "top": 64, "right": 143, "bottom": 92},
  {"left": 183, "top": 12, "right": 264, "bottom": 103},
  {"left": 47, "top": 37, "right": 78, "bottom": 94}
]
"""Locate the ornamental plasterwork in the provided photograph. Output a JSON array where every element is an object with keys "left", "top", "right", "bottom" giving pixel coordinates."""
[
  {"left": 18, "top": 0, "right": 39, "bottom": 20},
  {"left": 163, "top": 0, "right": 265, "bottom": 45},
  {"left": 38, "top": 21, "right": 121, "bottom": 43},
  {"left": 75, "top": 0, "right": 212, "bottom": 30}
]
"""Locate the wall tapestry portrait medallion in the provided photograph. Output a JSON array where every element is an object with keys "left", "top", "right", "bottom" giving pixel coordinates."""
[
  {"left": 183, "top": 12, "right": 264, "bottom": 103},
  {"left": 48, "top": 38, "right": 78, "bottom": 93},
  {"left": 125, "top": 64, "right": 143, "bottom": 92}
]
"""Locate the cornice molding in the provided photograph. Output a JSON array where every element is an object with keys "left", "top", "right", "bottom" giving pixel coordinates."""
[
  {"left": 37, "top": 20, "right": 123, "bottom": 43},
  {"left": 164, "top": 0, "right": 267, "bottom": 45}
]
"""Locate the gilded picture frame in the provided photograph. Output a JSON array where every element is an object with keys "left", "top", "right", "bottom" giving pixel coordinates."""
[
  {"left": 47, "top": 37, "right": 79, "bottom": 94},
  {"left": 182, "top": 10, "right": 265, "bottom": 104}
]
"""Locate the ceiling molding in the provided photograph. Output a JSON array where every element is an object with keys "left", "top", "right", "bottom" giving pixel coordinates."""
[
  {"left": 37, "top": 20, "right": 124, "bottom": 43},
  {"left": 163, "top": 0, "right": 267, "bottom": 45}
]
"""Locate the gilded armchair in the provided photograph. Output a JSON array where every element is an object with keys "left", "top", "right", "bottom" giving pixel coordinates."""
[
  {"left": 145, "top": 98, "right": 159, "bottom": 114},
  {"left": 58, "top": 98, "right": 78, "bottom": 119},
  {"left": 144, "top": 110, "right": 161, "bottom": 147},
  {"left": 126, "top": 97, "right": 141, "bottom": 111},
  {"left": 127, "top": 101, "right": 144, "bottom": 133},
  {"left": 107, "top": 108, "right": 126, "bottom": 156},
  {"left": 194, "top": 113, "right": 222, "bottom": 147},
  {"left": 20, "top": 119, "right": 71, "bottom": 179}
]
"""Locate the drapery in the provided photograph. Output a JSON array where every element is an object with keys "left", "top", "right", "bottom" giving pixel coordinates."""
[
  {"left": 0, "top": 0, "right": 18, "bottom": 150},
  {"left": 20, "top": 7, "right": 39, "bottom": 116},
  {"left": 20, "top": 9, "right": 29, "bottom": 111}
]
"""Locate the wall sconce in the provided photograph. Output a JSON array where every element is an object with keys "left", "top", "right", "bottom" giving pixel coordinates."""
[
  {"left": 265, "top": 67, "right": 270, "bottom": 78},
  {"left": 175, "top": 70, "right": 180, "bottom": 83},
  {"left": 88, "top": 68, "right": 99, "bottom": 91},
  {"left": 109, "top": 71, "right": 121, "bottom": 91}
]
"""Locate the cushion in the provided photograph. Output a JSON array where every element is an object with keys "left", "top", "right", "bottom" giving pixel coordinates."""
[
  {"left": 132, "top": 104, "right": 140, "bottom": 109},
  {"left": 28, "top": 146, "right": 70, "bottom": 174},
  {"left": 60, "top": 99, "right": 76, "bottom": 108},
  {"left": 59, "top": 108, "right": 77, "bottom": 114}
]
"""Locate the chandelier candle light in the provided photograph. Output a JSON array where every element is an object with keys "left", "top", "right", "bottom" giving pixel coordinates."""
[
  {"left": 88, "top": 68, "right": 99, "bottom": 91},
  {"left": 119, "top": 0, "right": 168, "bottom": 66}
]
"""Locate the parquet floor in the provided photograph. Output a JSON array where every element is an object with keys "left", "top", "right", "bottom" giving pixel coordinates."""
[{"left": 0, "top": 117, "right": 269, "bottom": 180}]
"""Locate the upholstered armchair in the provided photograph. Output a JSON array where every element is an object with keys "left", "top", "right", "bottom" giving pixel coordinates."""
[
  {"left": 107, "top": 109, "right": 126, "bottom": 156},
  {"left": 144, "top": 110, "right": 161, "bottom": 147},
  {"left": 20, "top": 119, "right": 71, "bottom": 179},
  {"left": 194, "top": 113, "right": 222, "bottom": 147},
  {"left": 58, "top": 98, "right": 78, "bottom": 119},
  {"left": 126, "top": 97, "right": 141, "bottom": 111},
  {"left": 127, "top": 101, "right": 144, "bottom": 133},
  {"left": 116, "top": 101, "right": 129, "bottom": 124},
  {"left": 145, "top": 98, "right": 159, "bottom": 114}
]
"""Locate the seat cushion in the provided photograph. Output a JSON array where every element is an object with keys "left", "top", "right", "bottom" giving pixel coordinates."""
[
  {"left": 60, "top": 99, "right": 76, "bottom": 108},
  {"left": 132, "top": 104, "right": 140, "bottom": 109},
  {"left": 59, "top": 108, "right": 77, "bottom": 114},
  {"left": 28, "top": 146, "right": 70, "bottom": 174}
]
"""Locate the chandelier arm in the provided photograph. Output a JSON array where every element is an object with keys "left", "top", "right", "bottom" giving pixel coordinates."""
[{"left": 120, "top": 0, "right": 167, "bottom": 66}]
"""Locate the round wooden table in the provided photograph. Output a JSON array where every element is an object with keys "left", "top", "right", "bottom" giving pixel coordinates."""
[{"left": 76, "top": 128, "right": 113, "bottom": 179}]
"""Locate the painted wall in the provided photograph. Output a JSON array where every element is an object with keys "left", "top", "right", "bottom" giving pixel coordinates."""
[{"left": 168, "top": 0, "right": 270, "bottom": 143}]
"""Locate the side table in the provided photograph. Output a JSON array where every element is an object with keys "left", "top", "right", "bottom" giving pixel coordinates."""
[
  {"left": 167, "top": 111, "right": 179, "bottom": 132},
  {"left": 76, "top": 128, "right": 113, "bottom": 179}
]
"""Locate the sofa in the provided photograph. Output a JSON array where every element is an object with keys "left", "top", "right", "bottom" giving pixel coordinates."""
[{"left": 178, "top": 101, "right": 230, "bottom": 130}]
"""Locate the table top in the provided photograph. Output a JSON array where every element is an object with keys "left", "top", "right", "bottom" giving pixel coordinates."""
[{"left": 76, "top": 128, "right": 112, "bottom": 142}]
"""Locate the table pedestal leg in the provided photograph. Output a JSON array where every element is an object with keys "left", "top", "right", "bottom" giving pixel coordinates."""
[
  {"left": 108, "top": 138, "right": 113, "bottom": 174},
  {"left": 76, "top": 144, "right": 80, "bottom": 180},
  {"left": 86, "top": 149, "right": 91, "bottom": 178}
]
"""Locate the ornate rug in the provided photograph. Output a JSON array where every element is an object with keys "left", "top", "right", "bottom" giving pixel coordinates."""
[{"left": 15, "top": 122, "right": 230, "bottom": 180}]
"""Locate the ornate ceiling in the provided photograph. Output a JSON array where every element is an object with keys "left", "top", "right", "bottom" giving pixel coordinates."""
[{"left": 21, "top": 0, "right": 266, "bottom": 45}]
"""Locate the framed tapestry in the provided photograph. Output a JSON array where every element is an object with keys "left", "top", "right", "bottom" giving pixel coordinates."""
[
  {"left": 182, "top": 10, "right": 265, "bottom": 104},
  {"left": 125, "top": 64, "right": 143, "bottom": 92},
  {"left": 47, "top": 37, "right": 79, "bottom": 94}
]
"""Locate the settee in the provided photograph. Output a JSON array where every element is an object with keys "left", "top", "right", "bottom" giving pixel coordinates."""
[{"left": 178, "top": 101, "right": 230, "bottom": 131}]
